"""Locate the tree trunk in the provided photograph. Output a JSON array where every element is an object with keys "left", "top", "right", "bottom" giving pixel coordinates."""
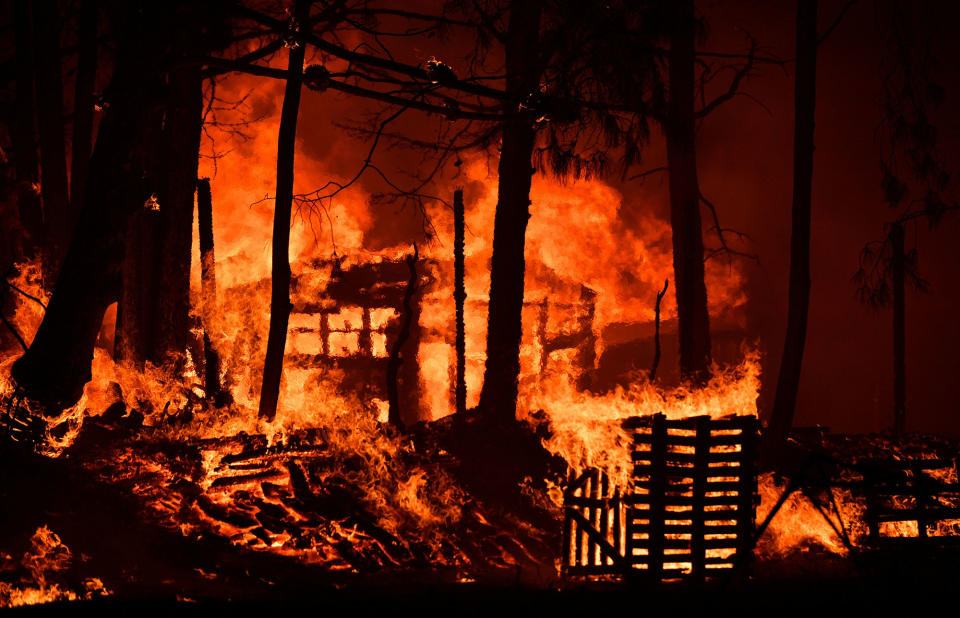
[
  {"left": 115, "top": 207, "right": 160, "bottom": 364},
  {"left": 69, "top": 0, "right": 98, "bottom": 217},
  {"left": 454, "top": 189, "right": 467, "bottom": 417},
  {"left": 258, "top": 0, "right": 309, "bottom": 421},
  {"left": 765, "top": 0, "right": 818, "bottom": 455},
  {"left": 11, "top": 0, "right": 43, "bottom": 259},
  {"left": 153, "top": 65, "right": 204, "bottom": 367},
  {"left": 32, "top": 0, "right": 72, "bottom": 280},
  {"left": 665, "top": 0, "right": 711, "bottom": 384},
  {"left": 197, "top": 178, "right": 224, "bottom": 401},
  {"left": 11, "top": 8, "right": 169, "bottom": 412},
  {"left": 891, "top": 222, "right": 906, "bottom": 435},
  {"left": 477, "top": 0, "right": 541, "bottom": 425}
]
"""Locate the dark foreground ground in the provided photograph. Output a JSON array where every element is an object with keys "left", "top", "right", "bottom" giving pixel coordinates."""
[
  {"left": 4, "top": 431, "right": 960, "bottom": 617},
  {"left": 8, "top": 573, "right": 960, "bottom": 618}
]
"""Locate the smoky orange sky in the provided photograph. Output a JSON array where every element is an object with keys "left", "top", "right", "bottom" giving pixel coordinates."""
[{"left": 198, "top": 0, "right": 960, "bottom": 436}]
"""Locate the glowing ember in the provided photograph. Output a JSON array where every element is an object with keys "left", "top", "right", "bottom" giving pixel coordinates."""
[{"left": 0, "top": 527, "right": 109, "bottom": 608}]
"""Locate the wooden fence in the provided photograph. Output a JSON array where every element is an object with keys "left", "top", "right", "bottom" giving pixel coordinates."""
[{"left": 562, "top": 414, "right": 759, "bottom": 580}]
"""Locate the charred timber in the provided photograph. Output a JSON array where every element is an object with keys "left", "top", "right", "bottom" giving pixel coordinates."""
[
  {"left": 387, "top": 246, "right": 420, "bottom": 427},
  {"left": 650, "top": 279, "right": 669, "bottom": 381}
]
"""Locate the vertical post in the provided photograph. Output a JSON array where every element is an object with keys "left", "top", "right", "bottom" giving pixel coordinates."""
[
  {"left": 453, "top": 189, "right": 467, "bottom": 416},
  {"left": 599, "top": 471, "right": 610, "bottom": 566},
  {"left": 613, "top": 487, "right": 623, "bottom": 569},
  {"left": 891, "top": 222, "right": 906, "bottom": 435},
  {"left": 561, "top": 469, "right": 574, "bottom": 573},
  {"left": 320, "top": 312, "right": 330, "bottom": 356},
  {"left": 736, "top": 416, "right": 759, "bottom": 572},
  {"left": 575, "top": 473, "right": 586, "bottom": 568},
  {"left": 359, "top": 306, "right": 372, "bottom": 356},
  {"left": 649, "top": 414, "right": 667, "bottom": 580},
  {"left": 691, "top": 416, "right": 709, "bottom": 580}
]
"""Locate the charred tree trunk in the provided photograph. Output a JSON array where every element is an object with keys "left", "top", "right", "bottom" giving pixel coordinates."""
[
  {"left": 258, "top": 0, "right": 309, "bottom": 420},
  {"left": 69, "top": 0, "right": 98, "bottom": 217},
  {"left": 32, "top": 0, "right": 72, "bottom": 280},
  {"left": 12, "top": 0, "right": 43, "bottom": 259},
  {"left": 197, "top": 178, "right": 225, "bottom": 402},
  {"left": 11, "top": 8, "right": 169, "bottom": 411},
  {"left": 387, "top": 247, "right": 420, "bottom": 427},
  {"left": 115, "top": 207, "right": 161, "bottom": 364},
  {"left": 153, "top": 65, "right": 204, "bottom": 367},
  {"left": 665, "top": 0, "right": 711, "bottom": 384},
  {"left": 114, "top": 62, "right": 203, "bottom": 370},
  {"left": 650, "top": 279, "right": 669, "bottom": 381},
  {"left": 477, "top": 0, "right": 541, "bottom": 425},
  {"left": 454, "top": 189, "right": 467, "bottom": 417},
  {"left": 766, "top": 0, "right": 818, "bottom": 457},
  {"left": 891, "top": 222, "right": 906, "bottom": 435}
]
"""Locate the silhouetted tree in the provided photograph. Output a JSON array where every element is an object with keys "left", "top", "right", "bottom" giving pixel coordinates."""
[
  {"left": 11, "top": 2, "right": 232, "bottom": 413},
  {"left": 69, "top": 0, "right": 99, "bottom": 218},
  {"left": 32, "top": 0, "right": 71, "bottom": 280},
  {"left": 258, "top": 0, "right": 311, "bottom": 421},
  {"left": 853, "top": 0, "right": 957, "bottom": 435},
  {"left": 765, "top": 0, "right": 818, "bottom": 458},
  {"left": 11, "top": 0, "right": 43, "bottom": 261},
  {"left": 664, "top": 0, "right": 711, "bottom": 384},
  {"left": 476, "top": 0, "right": 542, "bottom": 425}
]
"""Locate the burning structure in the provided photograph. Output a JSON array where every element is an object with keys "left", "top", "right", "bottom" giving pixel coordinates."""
[{"left": 2, "top": 0, "right": 960, "bottom": 611}]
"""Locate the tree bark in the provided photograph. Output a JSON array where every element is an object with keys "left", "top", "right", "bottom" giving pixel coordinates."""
[
  {"left": 114, "top": 66, "right": 202, "bottom": 369},
  {"left": 197, "top": 178, "right": 224, "bottom": 401},
  {"left": 153, "top": 65, "right": 204, "bottom": 366},
  {"left": 11, "top": 0, "right": 43, "bottom": 259},
  {"left": 891, "top": 222, "right": 906, "bottom": 435},
  {"left": 11, "top": 8, "right": 169, "bottom": 411},
  {"left": 258, "top": 0, "right": 310, "bottom": 420},
  {"left": 32, "top": 0, "right": 72, "bottom": 280},
  {"left": 766, "top": 0, "right": 818, "bottom": 455},
  {"left": 69, "top": 0, "right": 99, "bottom": 218},
  {"left": 665, "top": 0, "right": 711, "bottom": 384},
  {"left": 477, "top": 0, "right": 541, "bottom": 425}
]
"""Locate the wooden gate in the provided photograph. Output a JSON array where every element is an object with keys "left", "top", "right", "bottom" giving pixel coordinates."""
[{"left": 562, "top": 414, "right": 759, "bottom": 580}]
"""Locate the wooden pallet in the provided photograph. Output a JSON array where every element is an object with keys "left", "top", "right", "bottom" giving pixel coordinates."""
[
  {"left": 860, "top": 457, "right": 960, "bottom": 548},
  {"left": 562, "top": 414, "right": 759, "bottom": 581}
]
